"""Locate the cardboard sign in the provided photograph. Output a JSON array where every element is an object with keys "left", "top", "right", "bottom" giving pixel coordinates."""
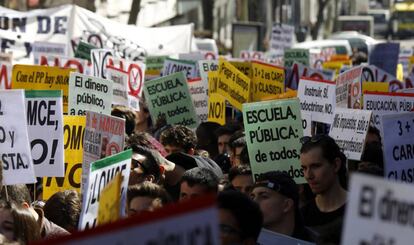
[
  {"left": 162, "top": 57, "right": 197, "bottom": 80},
  {"left": 188, "top": 78, "right": 208, "bottom": 123},
  {"left": 270, "top": 24, "right": 294, "bottom": 55},
  {"left": 36, "top": 54, "right": 92, "bottom": 75},
  {"left": 381, "top": 112, "right": 414, "bottom": 182},
  {"left": 145, "top": 55, "right": 167, "bottom": 80},
  {"left": 342, "top": 173, "right": 414, "bottom": 245},
  {"left": 362, "top": 82, "right": 389, "bottom": 93},
  {"left": 258, "top": 229, "right": 315, "bottom": 245},
  {"left": 43, "top": 115, "right": 85, "bottom": 200},
  {"left": 361, "top": 65, "right": 405, "bottom": 92},
  {"left": 198, "top": 60, "right": 218, "bottom": 89},
  {"left": 284, "top": 49, "right": 310, "bottom": 67},
  {"left": 81, "top": 111, "right": 125, "bottom": 195},
  {"left": 12, "top": 64, "right": 72, "bottom": 113},
  {"left": 251, "top": 61, "right": 284, "bottom": 102},
  {"left": 363, "top": 91, "right": 414, "bottom": 128},
  {"left": 0, "top": 90, "right": 36, "bottom": 185},
  {"left": 98, "top": 173, "right": 122, "bottom": 226},
  {"left": 91, "top": 49, "right": 113, "bottom": 79},
  {"left": 217, "top": 59, "right": 251, "bottom": 111},
  {"left": 42, "top": 195, "right": 219, "bottom": 245},
  {"left": 243, "top": 98, "right": 305, "bottom": 183},
  {"left": 329, "top": 108, "right": 372, "bottom": 160},
  {"left": 79, "top": 149, "right": 131, "bottom": 230},
  {"left": 369, "top": 42, "right": 400, "bottom": 77},
  {"left": 68, "top": 72, "right": 113, "bottom": 116},
  {"left": 285, "top": 62, "right": 335, "bottom": 90},
  {"left": 32, "top": 41, "right": 67, "bottom": 65},
  {"left": 208, "top": 93, "right": 226, "bottom": 126},
  {"left": 301, "top": 111, "right": 312, "bottom": 137},
  {"left": 335, "top": 66, "right": 363, "bottom": 108},
  {"left": 107, "top": 67, "right": 129, "bottom": 107},
  {"left": 0, "top": 52, "right": 12, "bottom": 89},
  {"left": 297, "top": 77, "right": 336, "bottom": 124},
  {"left": 143, "top": 72, "right": 198, "bottom": 128},
  {"left": 25, "top": 90, "right": 64, "bottom": 177}
]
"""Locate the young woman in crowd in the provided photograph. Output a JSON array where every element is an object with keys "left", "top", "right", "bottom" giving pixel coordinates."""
[{"left": 299, "top": 135, "right": 348, "bottom": 244}]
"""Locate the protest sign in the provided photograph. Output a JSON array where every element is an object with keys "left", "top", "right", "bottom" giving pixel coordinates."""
[
  {"left": 342, "top": 173, "right": 414, "bottom": 245},
  {"left": 258, "top": 229, "right": 315, "bottom": 245},
  {"left": 91, "top": 49, "right": 113, "bottom": 79},
  {"left": 79, "top": 149, "right": 131, "bottom": 230},
  {"left": 251, "top": 61, "right": 284, "bottom": 102},
  {"left": 381, "top": 112, "right": 414, "bottom": 182},
  {"left": 208, "top": 71, "right": 219, "bottom": 95},
  {"left": 329, "top": 108, "right": 372, "bottom": 160},
  {"left": 301, "top": 112, "right": 312, "bottom": 137},
  {"left": 36, "top": 54, "right": 92, "bottom": 75},
  {"left": 75, "top": 42, "right": 97, "bottom": 61},
  {"left": 369, "top": 42, "right": 400, "bottom": 77},
  {"left": 283, "top": 49, "right": 309, "bottom": 67},
  {"left": 32, "top": 41, "right": 67, "bottom": 65},
  {"left": 243, "top": 98, "right": 305, "bottom": 183},
  {"left": 12, "top": 64, "right": 72, "bottom": 113},
  {"left": 43, "top": 195, "right": 219, "bottom": 245},
  {"left": 0, "top": 90, "right": 36, "bottom": 185},
  {"left": 162, "top": 58, "right": 197, "bottom": 80},
  {"left": 0, "top": 52, "right": 12, "bottom": 89},
  {"left": 144, "top": 72, "right": 198, "bottom": 128},
  {"left": 217, "top": 59, "right": 251, "bottom": 111},
  {"left": 261, "top": 90, "right": 298, "bottom": 101},
  {"left": 208, "top": 93, "right": 226, "bottom": 126},
  {"left": 361, "top": 65, "right": 406, "bottom": 92},
  {"left": 335, "top": 66, "right": 363, "bottom": 108},
  {"left": 68, "top": 72, "right": 113, "bottom": 116},
  {"left": 363, "top": 91, "right": 414, "bottom": 128},
  {"left": 229, "top": 60, "right": 252, "bottom": 78},
  {"left": 188, "top": 78, "right": 208, "bottom": 123},
  {"left": 239, "top": 50, "right": 265, "bottom": 61},
  {"left": 25, "top": 90, "right": 64, "bottom": 177},
  {"left": 98, "top": 173, "right": 122, "bottom": 226},
  {"left": 362, "top": 82, "right": 389, "bottom": 93},
  {"left": 107, "top": 67, "right": 129, "bottom": 107},
  {"left": 297, "top": 77, "right": 336, "bottom": 124},
  {"left": 322, "top": 61, "right": 344, "bottom": 75},
  {"left": 285, "top": 62, "right": 335, "bottom": 90},
  {"left": 270, "top": 24, "right": 294, "bottom": 55},
  {"left": 81, "top": 111, "right": 125, "bottom": 195},
  {"left": 179, "top": 51, "right": 217, "bottom": 61},
  {"left": 145, "top": 56, "right": 167, "bottom": 80},
  {"left": 43, "top": 115, "right": 85, "bottom": 200},
  {"left": 198, "top": 60, "right": 218, "bottom": 89}
]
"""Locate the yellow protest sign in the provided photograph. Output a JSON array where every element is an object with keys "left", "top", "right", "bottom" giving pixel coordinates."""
[
  {"left": 322, "top": 61, "right": 344, "bottom": 75},
  {"left": 230, "top": 61, "right": 252, "bottom": 78},
  {"left": 12, "top": 64, "right": 73, "bottom": 113},
  {"left": 397, "top": 64, "right": 404, "bottom": 81},
  {"left": 218, "top": 59, "right": 251, "bottom": 111},
  {"left": 97, "top": 173, "right": 122, "bottom": 226},
  {"left": 43, "top": 116, "right": 85, "bottom": 200},
  {"left": 208, "top": 93, "right": 226, "bottom": 125},
  {"left": 261, "top": 89, "right": 297, "bottom": 101},
  {"left": 362, "top": 82, "right": 389, "bottom": 93},
  {"left": 208, "top": 71, "right": 219, "bottom": 95},
  {"left": 251, "top": 61, "right": 284, "bottom": 102}
]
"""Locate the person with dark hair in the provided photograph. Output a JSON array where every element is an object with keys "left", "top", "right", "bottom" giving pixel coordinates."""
[
  {"left": 195, "top": 122, "right": 221, "bottom": 159},
  {"left": 1, "top": 185, "right": 69, "bottom": 239},
  {"left": 299, "top": 135, "right": 348, "bottom": 244},
  {"left": 217, "top": 191, "right": 263, "bottom": 245},
  {"left": 251, "top": 171, "right": 316, "bottom": 242},
  {"left": 127, "top": 181, "right": 172, "bottom": 216},
  {"left": 228, "top": 165, "right": 253, "bottom": 196},
  {"left": 358, "top": 141, "right": 384, "bottom": 176},
  {"left": 160, "top": 125, "right": 197, "bottom": 155},
  {"left": 43, "top": 190, "right": 81, "bottom": 232},
  {"left": 215, "top": 124, "right": 242, "bottom": 155},
  {"left": 0, "top": 199, "right": 41, "bottom": 244},
  {"left": 228, "top": 131, "right": 246, "bottom": 167},
  {"left": 134, "top": 99, "right": 152, "bottom": 133},
  {"left": 111, "top": 105, "right": 137, "bottom": 136},
  {"left": 366, "top": 126, "right": 382, "bottom": 145},
  {"left": 179, "top": 167, "right": 220, "bottom": 201},
  {"left": 128, "top": 146, "right": 163, "bottom": 185}
]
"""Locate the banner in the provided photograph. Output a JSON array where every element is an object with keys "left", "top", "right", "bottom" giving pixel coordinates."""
[
  {"left": 43, "top": 115, "right": 85, "bottom": 200},
  {"left": 251, "top": 61, "right": 284, "bottom": 102},
  {"left": 162, "top": 58, "right": 197, "bottom": 80},
  {"left": 0, "top": 52, "right": 12, "bottom": 89},
  {"left": 25, "top": 90, "right": 64, "bottom": 177},
  {"left": 283, "top": 48, "right": 309, "bottom": 67},
  {"left": 342, "top": 173, "right": 414, "bottom": 245},
  {"left": 12, "top": 64, "right": 72, "bottom": 113},
  {"left": 335, "top": 66, "right": 363, "bottom": 108},
  {"left": 68, "top": 72, "right": 113, "bottom": 115},
  {"left": 188, "top": 78, "right": 208, "bottom": 123},
  {"left": 363, "top": 91, "right": 414, "bottom": 128},
  {"left": 285, "top": 62, "right": 335, "bottom": 90},
  {"left": 381, "top": 112, "right": 414, "bottom": 182},
  {"left": 36, "top": 54, "right": 92, "bottom": 75},
  {"left": 298, "top": 77, "right": 336, "bottom": 124},
  {"left": 270, "top": 24, "right": 294, "bottom": 55},
  {"left": 143, "top": 72, "right": 198, "bottom": 128},
  {"left": 329, "top": 108, "right": 372, "bottom": 160},
  {"left": 107, "top": 67, "right": 129, "bottom": 107},
  {"left": 243, "top": 98, "right": 305, "bottom": 183},
  {"left": 217, "top": 59, "right": 251, "bottom": 111},
  {"left": 0, "top": 90, "right": 36, "bottom": 185},
  {"left": 207, "top": 93, "right": 226, "bottom": 126},
  {"left": 81, "top": 111, "right": 125, "bottom": 194},
  {"left": 79, "top": 149, "right": 131, "bottom": 230}
]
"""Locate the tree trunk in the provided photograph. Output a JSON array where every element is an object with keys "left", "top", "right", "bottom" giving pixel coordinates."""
[{"left": 128, "top": 0, "right": 141, "bottom": 25}]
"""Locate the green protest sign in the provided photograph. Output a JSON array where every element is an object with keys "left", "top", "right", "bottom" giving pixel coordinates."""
[
  {"left": 74, "top": 41, "right": 97, "bottom": 61},
  {"left": 284, "top": 49, "right": 309, "bottom": 67},
  {"left": 143, "top": 72, "right": 198, "bottom": 128},
  {"left": 243, "top": 98, "right": 305, "bottom": 183}
]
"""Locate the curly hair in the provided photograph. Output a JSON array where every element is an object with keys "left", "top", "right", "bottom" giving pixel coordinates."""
[{"left": 159, "top": 125, "right": 197, "bottom": 152}]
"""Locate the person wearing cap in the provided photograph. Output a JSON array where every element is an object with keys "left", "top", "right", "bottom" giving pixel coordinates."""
[{"left": 251, "top": 171, "right": 316, "bottom": 242}]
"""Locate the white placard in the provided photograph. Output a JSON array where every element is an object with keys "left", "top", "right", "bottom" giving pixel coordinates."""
[
  {"left": 107, "top": 67, "right": 129, "bottom": 107},
  {"left": 335, "top": 66, "right": 363, "bottom": 108},
  {"left": 198, "top": 60, "right": 218, "bottom": 90},
  {"left": 301, "top": 111, "right": 312, "bottom": 137},
  {"left": 91, "top": 49, "right": 113, "bottom": 79},
  {"left": 298, "top": 77, "right": 336, "bottom": 124},
  {"left": 270, "top": 24, "right": 294, "bottom": 55},
  {"left": 0, "top": 90, "right": 36, "bottom": 185},
  {"left": 329, "top": 108, "right": 372, "bottom": 160},
  {"left": 188, "top": 78, "right": 208, "bottom": 123},
  {"left": 32, "top": 41, "right": 68, "bottom": 65},
  {"left": 162, "top": 57, "right": 197, "bottom": 80}
]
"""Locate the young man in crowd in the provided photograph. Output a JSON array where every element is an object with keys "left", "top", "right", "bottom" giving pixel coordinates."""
[
  {"left": 179, "top": 167, "right": 219, "bottom": 201},
  {"left": 228, "top": 165, "right": 254, "bottom": 196},
  {"left": 127, "top": 181, "right": 172, "bottom": 216},
  {"left": 228, "top": 131, "right": 246, "bottom": 166},
  {"left": 215, "top": 124, "right": 241, "bottom": 155},
  {"left": 159, "top": 125, "right": 197, "bottom": 155}
]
